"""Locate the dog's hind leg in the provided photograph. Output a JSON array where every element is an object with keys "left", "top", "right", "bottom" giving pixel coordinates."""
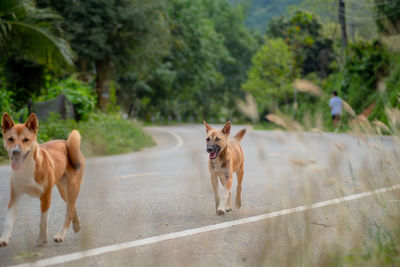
[
  {"left": 56, "top": 176, "right": 68, "bottom": 202},
  {"left": 37, "top": 188, "right": 52, "bottom": 246},
  {"left": 56, "top": 176, "right": 80, "bottom": 234},
  {"left": 54, "top": 171, "right": 82, "bottom": 243},
  {"left": 235, "top": 166, "right": 244, "bottom": 209},
  {"left": 71, "top": 169, "right": 84, "bottom": 233}
]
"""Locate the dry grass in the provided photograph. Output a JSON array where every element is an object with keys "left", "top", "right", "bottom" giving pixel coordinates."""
[
  {"left": 236, "top": 93, "right": 259, "bottom": 123},
  {"left": 239, "top": 85, "right": 400, "bottom": 266},
  {"left": 294, "top": 79, "right": 324, "bottom": 97}
]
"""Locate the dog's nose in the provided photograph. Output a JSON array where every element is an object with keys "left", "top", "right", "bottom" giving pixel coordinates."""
[
  {"left": 207, "top": 147, "right": 213, "bottom": 153},
  {"left": 12, "top": 150, "right": 21, "bottom": 157}
]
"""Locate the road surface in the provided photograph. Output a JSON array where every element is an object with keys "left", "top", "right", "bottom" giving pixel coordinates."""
[{"left": 0, "top": 125, "right": 399, "bottom": 266}]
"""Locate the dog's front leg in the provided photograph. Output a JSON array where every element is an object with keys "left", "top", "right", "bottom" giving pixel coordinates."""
[
  {"left": 217, "top": 173, "right": 232, "bottom": 215},
  {"left": 37, "top": 190, "right": 51, "bottom": 246},
  {"left": 0, "top": 188, "right": 20, "bottom": 247},
  {"left": 210, "top": 173, "right": 220, "bottom": 210}
]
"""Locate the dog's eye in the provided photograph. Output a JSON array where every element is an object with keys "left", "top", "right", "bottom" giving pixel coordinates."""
[
  {"left": 206, "top": 137, "right": 210, "bottom": 142},
  {"left": 23, "top": 138, "right": 30, "bottom": 142},
  {"left": 8, "top": 137, "right": 13, "bottom": 142},
  {"left": 215, "top": 137, "right": 220, "bottom": 141}
]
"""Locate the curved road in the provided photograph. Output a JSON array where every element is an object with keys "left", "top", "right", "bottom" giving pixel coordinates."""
[{"left": 0, "top": 125, "right": 398, "bottom": 266}]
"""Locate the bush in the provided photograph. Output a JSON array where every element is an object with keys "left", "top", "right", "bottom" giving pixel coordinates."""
[
  {"left": 36, "top": 77, "right": 96, "bottom": 120},
  {"left": 79, "top": 112, "right": 154, "bottom": 156},
  {"left": 319, "top": 41, "right": 393, "bottom": 128},
  {"left": 37, "top": 113, "right": 78, "bottom": 143},
  {"left": 0, "top": 112, "right": 154, "bottom": 163},
  {"left": 331, "top": 41, "right": 389, "bottom": 114},
  {"left": 37, "top": 112, "right": 154, "bottom": 157},
  {"left": 0, "top": 87, "right": 13, "bottom": 116},
  {"left": 242, "top": 38, "right": 294, "bottom": 115},
  {"left": 370, "top": 54, "right": 400, "bottom": 125}
]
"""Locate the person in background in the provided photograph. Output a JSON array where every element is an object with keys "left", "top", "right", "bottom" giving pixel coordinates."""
[{"left": 329, "top": 91, "right": 343, "bottom": 129}]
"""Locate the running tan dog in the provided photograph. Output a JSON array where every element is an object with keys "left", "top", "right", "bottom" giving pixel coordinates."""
[
  {"left": 0, "top": 113, "right": 85, "bottom": 247},
  {"left": 204, "top": 121, "right": 246, "bottom": 215}
]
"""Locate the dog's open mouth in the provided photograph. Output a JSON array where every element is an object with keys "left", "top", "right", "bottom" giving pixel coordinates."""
[
  {"left": 11, "top": 155, "right": 23, "bottom": 171},
  {"left": 10, "top": 151, "right": 29, "bottom": 171},
  {"left": 208, "top": 148, "right": 220, "bottom": 160}
]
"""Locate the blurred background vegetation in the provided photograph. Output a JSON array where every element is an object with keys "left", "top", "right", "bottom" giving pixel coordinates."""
[{"left": 1, "top": 0, "right": 400, "bottom": 145}]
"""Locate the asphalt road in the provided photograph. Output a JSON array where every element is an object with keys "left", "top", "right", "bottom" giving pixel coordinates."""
[{"left": 0, "top": 125, "right": 399, "bottom": 266}]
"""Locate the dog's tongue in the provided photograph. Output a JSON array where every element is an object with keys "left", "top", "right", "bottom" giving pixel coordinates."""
[
  {"left": 11, "top": 156, "right": 23, "bottom": 171},
  {"left": 209, "top": 152, "right": 217, "bottom": 159}
]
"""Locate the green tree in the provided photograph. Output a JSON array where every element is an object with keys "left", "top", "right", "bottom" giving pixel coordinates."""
[
  {"left": 38, "top": 0, "right": 170, "bottom": 109},
  {"left": 242, "top": 38, "right": 294, "bottom": 114},
  {"left": 230, "top": 0, "right": 303, "bottom": 32},
  {"left": 266, "top": 11, "right": 334, "bottom": 78},
  {"left": 0, "top": 0, "right": 76, "bottom": 108},
  {"left": 375, "top": 0, "right": 400, "bottom": 36},
  {"left": 204, "top": 0, "right": 260, "bottom": 117},
  {"left": 127, "top": 0, "right": 230, "bottom": 121},
  {"left": 329, "top": 41, "right": 389, "bottom": 113},
  {"left": 0, "top": 0, "right": 75, "bottom": 70}
]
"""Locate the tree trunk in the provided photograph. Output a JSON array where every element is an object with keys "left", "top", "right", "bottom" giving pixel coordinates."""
[
  {"left": 95, "top": 60, "right": 112, "bottom": 110},
  {"left": 77, "top": 58, "right": 89, "bottom": 82},
  {"left": 339, "top": 0, "right": 348, "bottom": 48}
]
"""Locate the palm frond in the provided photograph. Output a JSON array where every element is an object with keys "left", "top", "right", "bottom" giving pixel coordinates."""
[
  {"left": 4, "top": 21, "right": 75, "bottom": 70},
  {"left": 0, "top": 0, "right": 76, "bottom": 72}
]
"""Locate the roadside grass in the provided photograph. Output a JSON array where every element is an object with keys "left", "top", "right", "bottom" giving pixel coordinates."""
[
  {"left": 76, "top": 112, "right": 154, "bottom": 157},
  {"left": 231, "top": 80, "right": 400, "bottom": 265},
  {"left": 0, "top": 112, "right": 155, "bottom": 164},
  {"left": 253, "top": 105, "right": 400, "bottom": 265}
]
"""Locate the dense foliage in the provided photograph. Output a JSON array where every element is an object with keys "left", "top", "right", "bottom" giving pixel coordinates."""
[
  {"left": 242, "top": 38, "right": 294, "bottom": 113},
  {"left": 1, "top": 0, "right": 400, "bottom": 131},
  {"left": 1, "top": 0, "right": 260, "bottom": 123},
  {"left": 37, "top": 0, "right": 170, "bottom": 109},
  {"left": 35, "top": 77, "right": 97, "bottom": 120},
  {"left": 266, "top": 11, "right": 334, "bottom": 78},
  {"left": 230, "top": 0, "right": 303, "bottom": 32},
  {"left": 0, "top": 0, "right": 75, "bottom": 71},
  {"left": 375, "top": 0, "right": 400, "bottom": 36}
]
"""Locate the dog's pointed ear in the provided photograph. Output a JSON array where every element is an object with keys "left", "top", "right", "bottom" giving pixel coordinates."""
[
  {"left": 203, "top": 121, "right": 213, "bottom": 133},
  {"left": 221, "top": 121, "right": 231, "bottom": 135},
  {"left": 24, "top": 113, "right": 39, "bottom": 133},
  {"left": 2, "top": 113, "right": 15, "bottom": 134}
]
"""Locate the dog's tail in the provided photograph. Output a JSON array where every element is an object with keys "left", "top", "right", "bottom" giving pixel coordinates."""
[
  {"left": 67, "top": 130, "right": 84, "bottom": 170},
  {"left": 234, "top": 129, "right": 246, "bottom": 142}
]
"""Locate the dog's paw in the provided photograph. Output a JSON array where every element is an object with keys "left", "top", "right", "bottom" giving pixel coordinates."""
[
  {"left": 216, "top": 209, "right": 225, "bottom": 215},
  {"left": 225, "top": 208, "right": 232, "bottom": 212},
  {"left": 53, "top": 234, "right": 64, "bottom": 243},
  {"left": 214, "top": 198, "right": 220, "bottom": 209},
  {"left": 0, "top": 240, "right": 8, "bottom": 247},
  {"left": 73, "top": 222, "right": 81, "bottom": 233},
  {"left": 36, "top": 238, "right": 48, "bottom": 247},
  {"left": 235, "top": 199, "right": 241, "bottom": 209},
  {"left": 0, "top": 236, "right": 9, "bottom": 247}
]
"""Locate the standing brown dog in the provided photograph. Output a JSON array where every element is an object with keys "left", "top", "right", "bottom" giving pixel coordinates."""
[
  {"left": 0, "top": 113, "right": 85, "bottom": 247},
  {"left": 204, "top": 121, "right": 246, "bottom": 215}
]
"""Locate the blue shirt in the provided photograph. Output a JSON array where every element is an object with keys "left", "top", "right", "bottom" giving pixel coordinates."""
[{"left": 329, "top": 96, "right": 343, "bottom": 115}]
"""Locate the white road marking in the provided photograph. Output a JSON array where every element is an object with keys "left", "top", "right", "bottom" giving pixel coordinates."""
[
  {"left": 118, "top": 172, "right": 160, "bottom": 178},
  {"left": 150, "top": 127, "right": 184, "bottom": 153},
  {"left": 116, "top": 171, "right": 192, "bottom": 179},
  {"left": 166, "top": 129, "right": 184, "bottom": 151},
  {"left": 11, "top": 183, "right": 400, "bottom": 267}
]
